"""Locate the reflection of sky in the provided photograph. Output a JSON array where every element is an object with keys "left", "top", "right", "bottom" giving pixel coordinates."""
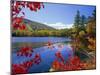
[
  {"left": 18, "top": 2, "right": 95, "bottom": 28},
  {"left": 12, "top": 42, "right": 73, "bottom": 72}
]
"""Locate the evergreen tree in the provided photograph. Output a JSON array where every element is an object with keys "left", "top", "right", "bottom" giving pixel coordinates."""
[
  {"left": 80, "top": 15, "right": 87, "bottom": 30},
  {"left": 74, "top": 10, "right": 81, "bottom": 28},
  {"left": 73, "top": 10, "right": 81, "bottom": 35}
]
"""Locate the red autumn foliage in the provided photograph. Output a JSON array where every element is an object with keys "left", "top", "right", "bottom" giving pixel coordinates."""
[
  {"left": 52, "top": 60, "right": 61, "bottom": 70},
  {"left": 34, "top": 54, "right": 41, "bottom": 64},
  {"left": 12, "top": 2, "right": 44, "bottom": 74},
  {"left": 18, "top": 24, "right": 26, "bottom": 30},
  {"left": 46, "top": 41, "right": 55, "bottom": 49},
  {"left": 17, "top": 46, "right": 33, "bottom": 57},
  {"left": 12, "top": 53, "right": 41, "bottom": 75},
  {"left": 11, "top": 1, "right": 44, "bottom": 30},
  {"left": 12, "top": 64, "right": 28, "bottom": 75},
  {"left": 53, "top": 49, "right": 86, "bottom": 71},
  {"left": 52, "top": 55, "right": 85, "bottom": 71},
  {"left": 55, "top": 51, "right": 64, "bottom": 63}
]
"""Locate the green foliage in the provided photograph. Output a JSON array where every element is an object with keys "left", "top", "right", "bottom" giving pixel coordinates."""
[
  {"left": 12, "top": 29, "right": 72, "bottom": 37},
  {"left": 80, "top": 15, "right": 87, "bottom": 30},
  {"left": 74, "top": 10, "right": 81, "bottom": 29},
  {"left": 73, "top": 10, "right": 87, "bottom": 36}
]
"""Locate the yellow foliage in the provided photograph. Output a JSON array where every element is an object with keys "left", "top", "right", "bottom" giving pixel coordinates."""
[
  {"left": 87, "top": 37, "right": 96, "bottom": 51},
  {"left": 86, "top": 19, "right": 96, "bottom": 34},
  {"left": 79, "top": 30, "right": 85, "bottom": 37}
]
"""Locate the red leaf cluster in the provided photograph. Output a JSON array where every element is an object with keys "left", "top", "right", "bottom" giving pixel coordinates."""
[
  {"left": 55, "top": 51, "right": 64, "bottom": 63},
  {"left": 26, "top": 2, "right": 44, "bottom": 11},
  {"left": 34, "top": 54, "right": 42, "bottom": 64},
  {"left": 52, "top": 55, "right": 85, "bottom": 71},
  {"left": 12, "top": 64, "right": 28, "bottom": 75},
  {"left": 17, "top": 46, "right": 33, "bottom": 57},
  {"left": 12, "top": 53, "right": 41, "bottom": 75},
  {"left": 12, "top": 1, "right": 44, "bottom": 16},
  {"left": 11, "top": 1, "right": 44, "bottom": 30},
  {"left": 12, "top": 17, "right": 26, "bottom": 30}
]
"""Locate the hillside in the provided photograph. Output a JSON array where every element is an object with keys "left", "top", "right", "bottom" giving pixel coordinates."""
[{"left": 23, "top": 19, "right": 55, "bottom": 30}]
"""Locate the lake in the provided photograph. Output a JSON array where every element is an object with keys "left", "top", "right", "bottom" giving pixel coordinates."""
[
  {"left": 12, "top": 37, "right": 73, "bottom": 73},
  {"left": 12, "top": 37, "right": 71, "bottom": 43}
]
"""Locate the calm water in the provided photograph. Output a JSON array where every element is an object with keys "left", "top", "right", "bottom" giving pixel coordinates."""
[
  {"left": 12, "top": 37, "right": 71, "bottom": 43},
  {"left": 12, "top": 37, "right": 73, "bottom": 73}
]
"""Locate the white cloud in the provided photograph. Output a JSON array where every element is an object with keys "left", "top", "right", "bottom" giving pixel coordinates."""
[{"left": 44, "top": 22, "right": 73, "bottom": 29}]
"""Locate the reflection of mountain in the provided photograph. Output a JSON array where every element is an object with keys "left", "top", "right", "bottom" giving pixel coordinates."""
[{"left": 23, "top": 19, "right": 55, "bottom": 30}]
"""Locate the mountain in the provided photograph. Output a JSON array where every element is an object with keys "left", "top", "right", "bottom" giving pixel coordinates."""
[{"left": 23, "top": 19, "right": 55, "bottom": 30}]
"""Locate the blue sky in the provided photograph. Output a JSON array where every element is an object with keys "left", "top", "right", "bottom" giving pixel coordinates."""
[{"left": 18, "top": 2, "right": 96, "bottom": 29}]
